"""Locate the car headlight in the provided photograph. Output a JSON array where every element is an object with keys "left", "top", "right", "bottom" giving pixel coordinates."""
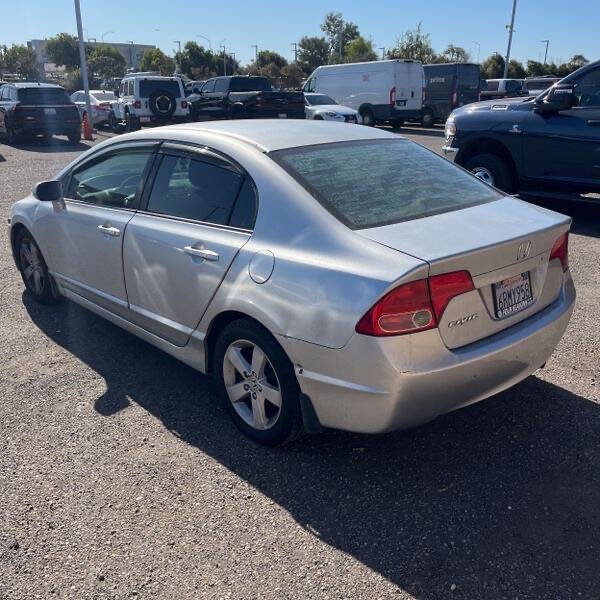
[
  {"left": 324, "top": 112, "right": 338, "bottom": 117},
  {"left": 445, "top": 119, "right": 456, "bottom": 139}
]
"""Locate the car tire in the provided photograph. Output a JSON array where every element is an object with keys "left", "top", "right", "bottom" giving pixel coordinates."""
[
  {"left": 68, "top": 130, "right": 81, "bottom": 145},
  {"left": 464, "top": 153, "right": 514, "bottom": 193},
  {"left": 15, "top": 229, "right": 62, "bottom": 305},
  {"left": 391, "top": 119, "right": 404, "bottom": 129},
  {"left": 5, "top": 120, "right": 18, "bottom": 144},
  {"left": 108, "top": 111, "right": 120, "bottom": 133},
  {"left": 361, "top": 107, "right": 375, "bottom": 126},
  {"left": 421, "top": 109, "right": 434, "bottom": 127},
  {"left": 313, "top": 115, "right": 323, "bottom": 120},
  {"left": 214, "top": 318, "right": 303, "bottom": 446},
  {"left": 125, "top": 112, "right": 139, "bottom": 132}
]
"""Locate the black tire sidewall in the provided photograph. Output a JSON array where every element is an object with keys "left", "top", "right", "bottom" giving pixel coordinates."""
[
  {"left": 68, "top": 131, "right": 81, "bottom": 144},
  {"left": 213, "top": 319, "right": 302, "bottom": 446},
  {"left": 465, "top": 153, "right": 513, "bottom": 193},
  {"left": 422, "top": 110, "right": 434, "bottom": 127},
  {"left": 361, "top": 108, "right": 375, "bottom": 126}
]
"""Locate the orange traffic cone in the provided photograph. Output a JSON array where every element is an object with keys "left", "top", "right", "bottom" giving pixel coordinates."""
[{"left": 82, "top": 112, "right": 94, "bottom": 141}]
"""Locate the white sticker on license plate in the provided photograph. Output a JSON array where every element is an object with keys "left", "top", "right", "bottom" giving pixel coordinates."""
[
  {"left": 278, "top": 113, "right": 287, "bottom": 118},
  {"left": 140, "top": 117, "right": 151, "bottom": 123},
  {"left": 44, "top": 108, "right": 56, "bottom": 115},
  {"left": 493, "top": 272, "right": 534, "bottom": 319}
]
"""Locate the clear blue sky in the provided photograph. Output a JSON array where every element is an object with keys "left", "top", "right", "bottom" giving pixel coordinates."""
[{"left": 1, "top": 0, "right": 597, "bottom": 67}]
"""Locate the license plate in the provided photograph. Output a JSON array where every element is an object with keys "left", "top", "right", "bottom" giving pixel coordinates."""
[
  {"left": 44, "top": 107, "right": 56, "bottom": 115},
  {"left": 278, "top": 113, "right": 287, "bottom": 118},
  {"left": 140, "top": 116, "right": 151, "bottom": 123},
  {"left": 493, "top": 272, "right": 534, "bottom": 319}
]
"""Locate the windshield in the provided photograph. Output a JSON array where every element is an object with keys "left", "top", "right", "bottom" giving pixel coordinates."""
[
  {"left": 91, "top": 91, "right": 116, "bottom": 101},
  {"left": 138, "top": 80, "right": 182, "bottom": 98},
  {"left": 17, "top": 87, "right": 71, "bottom": 105},
  {"left": 306, "top": 94, "right": 336, "bottom": 106},
  {"left": 229, "top": 77, "right": 271, "bottom": 92},
  {"left": 271, "top": 139, "right": 500, "bottom": 230}
]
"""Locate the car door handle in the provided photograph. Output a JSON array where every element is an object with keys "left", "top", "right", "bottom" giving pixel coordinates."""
[
  {"left": 97, "top": 224, "right": 121, "bottom": 237},
  {"left": 183, "top": 246, "right": 219, "bottom": 261},
  {"left": 587, "top": 120, "right": 600, "bottom": 126}
]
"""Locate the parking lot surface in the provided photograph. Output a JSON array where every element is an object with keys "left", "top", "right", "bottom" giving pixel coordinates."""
[{"left": 1, "top": 130, "right": 599, "bottom": 599}]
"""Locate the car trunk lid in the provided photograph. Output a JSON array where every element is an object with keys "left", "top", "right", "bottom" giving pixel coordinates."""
[{"left": 358, "top": 196, "right": 570, "bottom": 348}]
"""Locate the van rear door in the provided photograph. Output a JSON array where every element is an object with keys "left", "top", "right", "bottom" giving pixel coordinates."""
[
  {"left": 456, "top": 64, "right": 481, "bottom": 106},
  {"left": 394, "top": 62, "right": 424, "bottom": 112}
]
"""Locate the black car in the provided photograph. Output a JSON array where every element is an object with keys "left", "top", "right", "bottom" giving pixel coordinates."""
[
  {"left": 443, "top": 60, "right": 600, "bottom": 195},
  {"left": 422, "top": 62, "right": 481, "bottom": 126},
  {"left": 0, "top": 82, "right": 81, "bottom": 144},
  {"left": 189, "top": 76, "right": 305, "bottom": 121}
]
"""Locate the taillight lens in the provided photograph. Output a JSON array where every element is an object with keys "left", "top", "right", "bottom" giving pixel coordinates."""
[
  {"left": 356, "top": 279, "right": 436, "bottom": 336},
  {"left": 549, "top": 232, "right": 569, "bottom": 272},
  {"left": 356, "top": 270, "right": 475, "bottom": 337},
  {"left": 428, "top": 271, "right": 475, "bottom": 321},
  {"left": 389, "top": 86, "right": 396, "bottom": 107},
  {"left": 181, "top": 100, "right": 188, "bottom": 109},
  {"left": 133, "top": 100, "right": 141, "bottom": 109}
]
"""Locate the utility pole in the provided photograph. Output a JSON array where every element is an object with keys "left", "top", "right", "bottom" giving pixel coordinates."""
[
  {"left": 503, "top": 0, "right": 517, "bottom": 78},
  {"left": 338, "top": 30, "right": 342, "bottom": 63},
  {"left": 173, "top": 40, "right": 181, "bottom": 73},
  {"left": 379, "top": 47, "right": 385, "bottom": 60},
  {"left": 472, "top": 41, "right": 481, "bottom": 64},
  {"left": 541, "top": 39, "right": 549, "bottom": 64},
  {"left": 251, "top": 44, "right": 258, "bottom": 61},
  {"left": 291, "top": 42, "right": 297, "bottom": 63},
  {"left": 74, "top": 0, "right": 92, "bottom": 124},
  {"left": 220, "top": 45, "right": 226, "bottom": 76},
  {"left": 127, "top": 40, "right": 134, "bottom": 69}
]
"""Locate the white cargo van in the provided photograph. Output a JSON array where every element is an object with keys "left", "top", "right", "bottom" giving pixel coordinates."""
[{"left": 303, "top": 60, "right": 424, "bottom": 127}]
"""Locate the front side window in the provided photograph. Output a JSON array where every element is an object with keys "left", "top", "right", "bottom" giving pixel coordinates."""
[
  {"left": 304, "top": 78, "right": 316, "bottom": 93},
  {"left": 573, "top": 69, "right": 600, "bottom": 107},
  {"left": 146, "top": 155, "right": 244, "bottom": 225},
  {"left": 214, "top": 79, "right": 229, "bottom": 93},
  {"left": 486, "top": 81, "right": 499, "bottom": 91},
  {"left": 202, "top": 80, "right": 216, "bottom": 93},
  {"left": 66, "top": 150, "right": 153, "bottom": 209},
  {"left": 271, "top": 139, "right": 501, "bottom": 230}
]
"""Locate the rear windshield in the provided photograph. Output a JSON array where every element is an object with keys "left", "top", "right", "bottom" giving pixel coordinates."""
[
  {"left": 138, "top": 79, "right": 182, "bottom": 98},
  {"left": 271, "top": 139, "right": 500, "bottom": 230},
  {"left": 91, "top": 91, "right": 116, "bottom": 101},
  {"left": 18, "top": 87, "right": 71, "bottom": 105},
  {"left": 229, "top": 77, "right": 271, "bottom": 92}
]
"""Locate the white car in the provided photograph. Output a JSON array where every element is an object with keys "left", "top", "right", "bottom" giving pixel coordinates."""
[
  {"left": 70, "top": 90, "right": 117, "bottom": 127},
  {"left": 304, "top": 93, "right": 362, "bottom": 124}
]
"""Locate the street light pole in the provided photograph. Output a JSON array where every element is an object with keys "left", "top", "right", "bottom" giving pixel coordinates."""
[
  {"left": 503, "top": 0, "right": 517, "bottom": 78},
  {"left": 74, "top": 0, "right": 92, "bottom": 128},
  {"left": 291, "top": 42, "right": 297, "bottom": 63},
  {"left": 196, "top": 35, "right": 212, "bottom": 50},
  {"left": 220, "top": 45, "right": 226, "bottom": 76},
  {"left": 472, "top": 41, "right": 481, "bottom": 64},
  {"left": 379, "top": 47, "right": 385, "bottom": 60},
  {"left": 127, "top": 40, "right": 134, "bottom": 70},
  {"left": 251, "top": 44, "right": 258, "bottom": 62},
  {"left": 101, "top": 30, "right": 114, "bottom": 43},
  {"left": 541, "top": 39, "right": 549, "bottom": 64}
]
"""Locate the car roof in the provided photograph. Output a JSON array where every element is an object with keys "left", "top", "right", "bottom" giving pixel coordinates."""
[
  {"left": 150, "top": 119, "right": 400, "bottom": 152},
  {"left": 13, "top": 82, "right": 64, "bottom": 89}
]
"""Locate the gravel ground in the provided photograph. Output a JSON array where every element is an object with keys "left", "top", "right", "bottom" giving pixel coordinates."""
[{"left": 0, "top": 129, "right": 599, "bottom": 600}]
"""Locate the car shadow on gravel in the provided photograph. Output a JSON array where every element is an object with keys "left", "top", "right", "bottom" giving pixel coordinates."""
[
  {"left": 8, "top": 136, "right": 90, "bottom": 153},
  {"left": 24, "top": 294, "right": 600, "bottom": 599}
]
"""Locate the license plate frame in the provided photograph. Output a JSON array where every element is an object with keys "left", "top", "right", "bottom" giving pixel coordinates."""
[
  {"left": 492, "top": 271, "right": 534, "bottom": 319},
  {"left": 278, "top": 113, "right": 287, "bottom": 118},
  {"left": 140, "top": 116, "right": 151, "bottom": 123},
  {"left": 44, "top": 107, "right": 57, "bottom": 115}
]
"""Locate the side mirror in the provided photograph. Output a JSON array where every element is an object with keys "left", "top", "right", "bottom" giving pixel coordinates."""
[
  {"left": 114, "top": 89, "right": 120, "bottom": 98},
  {"left": 34, "top": 180, "right": 63, "bottom": 202},
  {"left": 535, "top": 84, "right": 575, "bottom": 113}
]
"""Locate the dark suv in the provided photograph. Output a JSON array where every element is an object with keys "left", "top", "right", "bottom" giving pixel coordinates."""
[
  {"left": 443, "top": 60, "right": 600, "bottom": 195},
  {"left": 0, "top": 82, "right": 81, "bottom": 144}
]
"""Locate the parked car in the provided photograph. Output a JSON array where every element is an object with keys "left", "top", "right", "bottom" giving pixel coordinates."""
[
  {"left": 9, "top": 120, "right": 574, "bottom": 445},
  {"left": 480, "top": 79, "right": 525, "bottom": 100},
  {"left": 185, "top": 80, "right": 205, "bottom": 95},
  {"left": 70, "top": 89, "right": 118, "bottom": 127},
  {"left": 303, "top": 59, "right": 424, "bottom": 128},
  {"left": 110, "top": 74, "right": 189, "bottom": 131},
  {"left": 443, "top": 59, "right": 600, "bottom": 195},
  {"left": 189, "top": 76, "right": 305, "bottom": 120},
  {"left": 522, "top": 76, "right": 561, "bottom": 96},
  {"left": 0, "top": 82, "right": 81, "bottom": 144},
  {"left": 422, "top": 62, "right": 481, "bottom": 126},
  {"left": 304, "top": 93, "right": 362, "bottom": 123}
]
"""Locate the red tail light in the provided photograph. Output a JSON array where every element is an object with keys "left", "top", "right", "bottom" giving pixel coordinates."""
[
  {"left": 549, "top": 232, "right": 569, "bottom": 272},
  {"left": 181, "top": 100, "right": 188, "bottom": 109},
  {"left": 389, "top": 86, "right": 396, "bottom": 107},
  {"left": 133, "top": 100, "right": 141, "bottom": 109},
  {"left": 356, "top": 270, "right": 475, "bottom": 337}
]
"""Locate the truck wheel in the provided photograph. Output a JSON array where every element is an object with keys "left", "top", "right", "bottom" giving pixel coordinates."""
[
  {"left": 108, "top": 112, "right": 121, "bottom": 133},
  {"left": 361, "top": 108, "right": 375, "bottom": 126},
  {"left": 68, "top": 130, "right": 81, "bottom": 145},
  {"left": 464, "top": 153, "right": 514, "bottom": 193},
  {"left": 421, "top": 109, "right": 434, "bottom": 127},
  {"left": 391, "top": 119, "right": 404, "bottom": 129}
]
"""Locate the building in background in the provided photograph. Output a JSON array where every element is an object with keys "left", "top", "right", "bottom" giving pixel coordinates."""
[{"left": 27, "top": 39, "right": 156, "bottom": 74}]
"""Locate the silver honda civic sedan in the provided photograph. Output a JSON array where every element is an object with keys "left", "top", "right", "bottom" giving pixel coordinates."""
[{"left": 9, "top": 120, "right": 575, "bottom": 445}]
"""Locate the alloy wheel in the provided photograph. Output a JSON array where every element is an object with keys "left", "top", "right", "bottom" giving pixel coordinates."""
[
  {"left": 223, "top": 339, "right": 282, "bottom": 431},
  {"left": 20, "top": 238, "right": 45, "bottom": 296},
  {"left": 471, "top": 166, "right": 495, "bottom": 186}
]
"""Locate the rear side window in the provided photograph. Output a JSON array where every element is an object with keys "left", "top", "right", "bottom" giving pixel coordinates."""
[
  {"left": 229, "top": 77, "right": 270, "bottom": 92},
  {"left": 139, "top": 80, "right": 181, "bottom": 98},
  {"left": 271, "top": 139, "right": 501, "bottom": 230},
  {"left": 18, "top": 87, "right": 71, "bottom": 104},
  {"left": 146, "top": 155, "right": 243, "bottom": 225},
  {"left": 486, "top": 81, "right": 499, "bottom": 91}
]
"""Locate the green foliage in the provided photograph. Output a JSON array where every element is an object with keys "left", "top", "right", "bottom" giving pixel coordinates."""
[
  {"left": 481, "top": 54, "right": 505, "bottom": 79},
  {"left": 387, "top": 23, "right": 436, "bottom": 64},
  {"left": 46, "top": 33, "right": 80, "bottom": 70},
  {"left": 280, "top": 63, "right": 305, "bottom": 89},
  {"left": 297, "top": 36, "right": 329, "bottom": 74},
  {"left": 507, "top": 59, "right": 527, "bottom": 79},
  {"left": 255, "top": 50, "right": 287, "bottom": 70},
  {"left": 2, "top": 44, "right": 39, "bottom": 79},
  {"left": 88, "top": 44, "right": 126, "bottom": 79},
  {"left": 175, "top": 42, "right": 216, "bottom": 79},
  {"left": 140, "top": 48, "right": 176, "bottom": 76},
  {"left": 344, "top": 37, "right": 377, "bottom": 63},
  {"left": 439, "top": 44, "right": 470, "bottom": 63},
  {"left": 321, "top": 12, "right": 360, "bottom": 60}
]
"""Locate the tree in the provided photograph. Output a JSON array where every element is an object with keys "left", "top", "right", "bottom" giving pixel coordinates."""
[
  {"left": 568, "top": 54, "right": 588, "bottom": 70},
  {"left": 175, "top": 42, "right": 216, "bottom": 79},
  {"left": 2, "top": 44, "right": 39, "bottom": 79},
  {"left": 481, "top": 54, "right": 505, "bottom": 79},
  {"left": 46, "top": 33, "right": 80, "bottom": 70},
  {"left": 387, "top": 23, "right": 436, "bottom": 64},
  {"left": 281, "top": 63, "right": 305, "bottom": 89},
  {"left": 344, "top": 37, "right": 377, "bottom": 63},
  {"left": 255, "top": 50, "right": 287, "bottom": 70},
  {"left": 297, "top": 36, "right": 329, "bottom": 74},
  {"left": 140, "top": 48, "right": 175, "bottom": 76},
  {"left": 507, "top": 59, "right": 526, "bottom": 79},
  {"left": 321, "top": 12, "right": 359, "bottom": 60},
  {"left": 440, "top": 44, "right": 470, "bottom": 63},
  {"left": 88, "top": 44, "right": 126, "bottom": 79},
  {"left": 213, "top": 52, "right": 240, "bottom": 77}
]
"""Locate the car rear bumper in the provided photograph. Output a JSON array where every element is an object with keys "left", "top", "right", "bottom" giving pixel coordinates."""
[
  {"left": 277, "top": 275, "right": 575, "bottom": 434},
  {"left": 15, "top": 119, "right": 80, "bottom": 136}
]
